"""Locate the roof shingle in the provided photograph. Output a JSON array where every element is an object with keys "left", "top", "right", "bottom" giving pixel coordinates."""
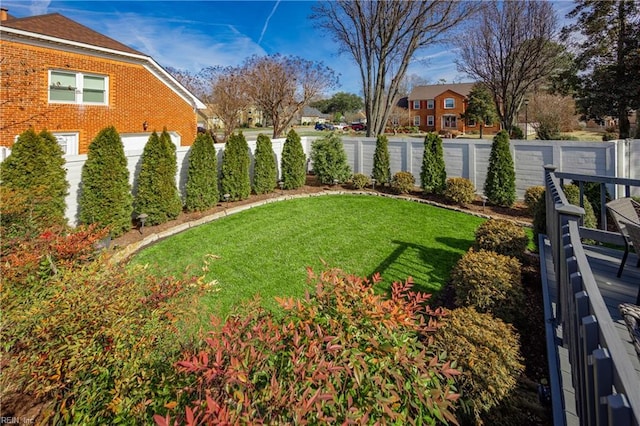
[{"left": 1, "top": 13, "right": 143, "bottom": 56}]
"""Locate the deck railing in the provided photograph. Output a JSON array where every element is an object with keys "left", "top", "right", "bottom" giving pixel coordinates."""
[{"left": 543, "top": 165, "right": 640, "bottom": 426}]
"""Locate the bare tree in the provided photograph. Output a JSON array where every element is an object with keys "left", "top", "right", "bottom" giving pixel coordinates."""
[
  {"left": 210, "top": 68, "right": 251, "bottom": 142},
  {"left": 455, "top": 0, "right": 563, "bottom": 133},
  {"left": 314, "top": 1, "right": 475, "bottom": 137},
  {"left": 241, "top": 54, "right": 338, "bottom": 139}
]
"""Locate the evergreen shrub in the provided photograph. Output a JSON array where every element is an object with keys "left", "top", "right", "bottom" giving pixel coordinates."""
[
  {"left": 280, "top": 129, "right": 306, "bottom": 189},
  {"left": 420, "top": 132, "right": 447, "bottom": 194},
  {"left": 351, "top": 173, "right": 369, "bottom": 189},
  {"left": 185, "top": 132, "right": 219, "bottom": 212},
  {"left": 0, "top": 128, "right": 69, "bottom": 236},
  {"left": 532, "top": 190, "right": 547, "bottom": 248},
  {"left": 310, "top": 133, "right": 351, "bottom": 184},
  {"left": 434, "top": 307, "right": 523, "bottom": 422},
  {"left": 390, "top": 171, "right": 415, "bottom": 194},
  {"left": 450, "top": 249, "right": 523, "bottom": 322},
  {"left": 444, "top": 177, "right": 475, "bottom": 205},
  {"left": 524, "top": 186, "right": 545, "bottom": 215},
  {"left": 371, "top": 134, "right": 391, "bottom": 185},
  {"left": 168, "top": 269, "right": 460, "bottom": 424},
  {"left": 484, "top": 130, "right": 516, "bottom": 207},
  {"left": 1, "top": 226, "right": 208, "bottom": 423},
  {"left": 220, "top": 132, "right": 251, "bottom": 201},
  {"left": 474, "top": 219, "right": 529, "bottom": 259},
  {"left": 563, "top": 184, "right": 597, "bottom": 229},
  {"left": 133, "top": 130, "right": 183, "bottom": 226},
  {"left": 252, "top": 134, "right": 277, "bottom": 194},
  {"left": 79, "top": 126, "right": 133, "bottom": 237}
]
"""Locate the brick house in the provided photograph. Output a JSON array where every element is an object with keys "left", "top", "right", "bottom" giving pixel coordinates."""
[
  {"left": 0, "top": 9, "right": 205, "bottom": 155},
  {"left": 408, "top": 83, "right": 499, "bottom": 136}
]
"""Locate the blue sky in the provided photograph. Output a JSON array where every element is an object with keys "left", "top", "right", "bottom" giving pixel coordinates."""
[{"left": 3, "top": 0, "right": 577, "bottom": 96}]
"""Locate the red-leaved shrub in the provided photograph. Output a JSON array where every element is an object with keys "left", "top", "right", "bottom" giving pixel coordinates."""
[{"left": 159, "top": 268, "right": 461, "bottom": 425}]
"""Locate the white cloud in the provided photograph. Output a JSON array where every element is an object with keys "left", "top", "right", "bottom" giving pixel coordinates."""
[
  {"left": 90, "top": 12, "right": 266, "bottom": 72},
  {"left": 28, "top": 0, "right": 51, "bottom": 15}
]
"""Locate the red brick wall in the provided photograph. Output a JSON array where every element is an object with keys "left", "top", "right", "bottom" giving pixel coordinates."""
[
  {"left": 410, "top": 90, "right": 499, "bottom": 136},
  {"left": 0, "top": 40, "right": 197, "bottom": 153}
]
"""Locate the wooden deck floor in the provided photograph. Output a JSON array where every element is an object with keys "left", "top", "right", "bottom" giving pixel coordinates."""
[{"left": 542, "top": 239, "right": 640, "bottom": 426}]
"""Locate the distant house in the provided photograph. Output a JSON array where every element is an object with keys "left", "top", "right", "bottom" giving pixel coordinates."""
[
  {"left": 408, "top": 83, "right": 499, "bottom": 136},
  {"left": 388, "top": 96, "right": 411, "bottom": 129},
  {"left": 299, "top": 106, "right": 331, "bottom": 125},
  {"left": 0, "top": 8, "right": 205, "bottom": 155}
]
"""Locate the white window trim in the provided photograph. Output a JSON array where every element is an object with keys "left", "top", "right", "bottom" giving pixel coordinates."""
[
  {"left": 427, "top": 115, "right": 434, "bottom": 126},
  {"left": 427, "top": 99, "right": 434, "bottom": 109},
  {"left": 413, "top": 115, "right": 421, "bottom": 126},
  {"left": 444, "top": 98, "right": 455, "bottom": 109},
  {"left": 413, "top": 100, "right": 420, "bottom": 110},
  {"left": 53, "top": 132, "right": 79, "bottom": 156},
  {"left": 49, "top": 70, "right": 109, "bottom": 105},
  {"left": 13, "top": 132, "right": 79, "bottom": 156}
]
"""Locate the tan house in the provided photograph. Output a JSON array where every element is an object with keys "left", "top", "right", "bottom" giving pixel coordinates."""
[
  {"left": 408, "top": 83, "right": 499, "bottom": 136},
  {"left": 0, "top": 9, "right": 205, "bottom": 155}
]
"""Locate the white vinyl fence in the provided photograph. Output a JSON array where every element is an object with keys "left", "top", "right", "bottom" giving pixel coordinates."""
[{"left": 8, "top": 136, "right": 637, "bottom": 225}]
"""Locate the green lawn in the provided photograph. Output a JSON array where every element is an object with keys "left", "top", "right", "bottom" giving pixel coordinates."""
[{"left": 129, "top": 195, "right": 485, "bottom": 319}]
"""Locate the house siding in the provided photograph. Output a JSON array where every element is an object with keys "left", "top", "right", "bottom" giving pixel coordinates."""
[{"left": 0, "top": 40, "right": 197, "bottom": 153}]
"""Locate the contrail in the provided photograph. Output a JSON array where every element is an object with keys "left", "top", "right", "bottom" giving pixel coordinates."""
[{"left": 258, "top": 0, "right": 281, "bottom": 45}]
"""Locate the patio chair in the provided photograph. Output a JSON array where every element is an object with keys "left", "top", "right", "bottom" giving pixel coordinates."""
[
  {"left": 619, "top": 303, "right": 640, "bottom": 357},
  {"left": 606, "top": 197, "right": 640, "bottom": 277}
]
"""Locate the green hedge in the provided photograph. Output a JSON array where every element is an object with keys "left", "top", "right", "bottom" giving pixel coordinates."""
[
  {"left": 79, "top": 126, "right": 133, "bottom": 237},
  {"left": 220, "top": 132, "right": 251, "bottom": 201}
]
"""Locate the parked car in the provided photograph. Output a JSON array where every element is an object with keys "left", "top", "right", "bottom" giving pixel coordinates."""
[
  {"left": 314, "top": 122, "right": 335, "bottom": 131},
  {"left": 350, "top": 122, "right": 366, "bottom": 131},
  {"left": 333, "top": 123, "right": 349, "bottom": 131}
]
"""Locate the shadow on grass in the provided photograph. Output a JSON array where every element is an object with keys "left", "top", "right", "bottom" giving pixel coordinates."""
[{"left": 371, "top": 239, "right": 471, "bottom": 297}]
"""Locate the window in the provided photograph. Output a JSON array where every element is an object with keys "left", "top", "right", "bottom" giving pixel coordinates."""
[
  {"left": 444, "top": 98, "right": 455, "bottom": 109},
  {"left": 467, "top": 118, "right": 476, "bottom": 127},
  {"left": 413, "top": 115, "right": 421, "bottom": 126},
  {"left": 49, "top": 70, "right": 108, "bottom": 105},
  {"left": 413, "top": 100, "right": 420, "bottom": 110},
  {"left": 485, "top": 117, "right": 494, "bottom": 127},
  {"left": 427, "top": 99, "right": 434, "bottom": 109},
  {"left": 391, "top": 117, "right": 399, "bottom": 126},
  {"left": 443, "top": 115, "right": 457, "bottom": 128},
  {"left": 53, "top": 132, "right": 79, "bottom": 156},
  {"left": 427, "top": 115, "right": 434, "bottom": 126}
]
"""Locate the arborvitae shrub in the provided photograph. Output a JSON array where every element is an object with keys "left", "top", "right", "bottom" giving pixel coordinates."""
[
  {"left": 576, "top": 181, "right": 610, "bottom": 226},
  {"left": 532, "top": 190, "right": 547, "bottom": 248},
  {"left": 253, "top": 134, "right": 277, "bottom": 194},
  {"left": 220, "top": 132, "right": 251, "bottom": 201},
  {"left": 390, "top": 171, "right": 415, "bottom": 194},
  {"left": 351, "top": 173, "right": 369, "bottom": 189},
  {"left": 280, "top": 129, "right": 306, "bottom": 189},
  {"left": 484, "top": 130, "right": 516, "bottom": 207},
  {"left": 474, "top": 219, "right": 529, "bottom": 259},
  {"left": 133, "top": 130, "right": 183, "bottom": 225},
  {"left": 420, "top": 132, "right": 446, "bottom": 194},
  {"left": 310, "top": 133, "right": 351, "bottom": 184},
  {"left": 372, "top": 134, "right": 391, "bottom": 185},
  {"left": 434, "top": 307, "right": 523, "bottom": 422},
  {"left": 450, "top": 249, "right": 523, "bottom": 322},
  {"left": 0, "top": 128, "right": 69, "bottom": 235},
  {"left": 524, "top": 185, "right": 545, "bottom": 215},
  {"left": 444, "top": 177, "right": 476, "bottom": 205},
  {"left": 563, "top": 184, "right": 597, "bottom": 229},
  {"left": 185, "top": 132, "right": 219, "bottom": 212},
  {"left": 172, "top": 269, "right": 460, "bottom": 424},
  {"left": 79, "top": 126, "right": 133, "bottom": 237}
]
